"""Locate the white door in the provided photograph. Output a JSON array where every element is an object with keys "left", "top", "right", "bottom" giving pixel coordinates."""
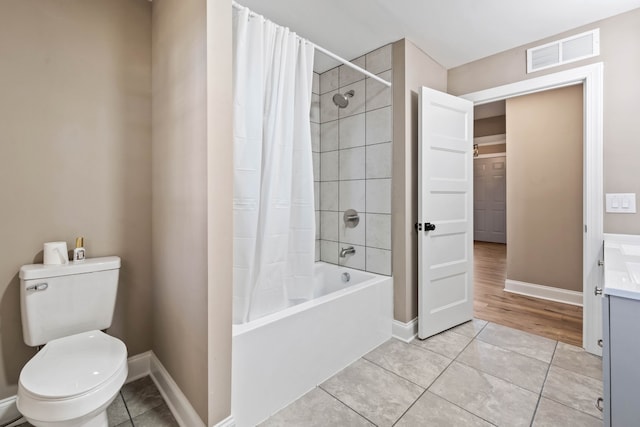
[
  {"left": 418, "top": 87, "right": 474, "bottom": 339},
  {"left": 474, "top": 156, "right": 506, "bottom": 244}
]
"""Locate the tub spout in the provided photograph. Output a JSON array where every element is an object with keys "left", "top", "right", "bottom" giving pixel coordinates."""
[{"left": 340, "top": 246, "right": 356, "bottom": 258}]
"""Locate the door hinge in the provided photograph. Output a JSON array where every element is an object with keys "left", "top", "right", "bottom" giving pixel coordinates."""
[{"left": 415, "top": 222, "right": 422, "bottom": 232}]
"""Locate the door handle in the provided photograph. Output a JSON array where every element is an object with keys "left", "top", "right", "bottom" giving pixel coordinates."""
[{"left": 425, "top": 223, "right": 436, "bottom": 231}]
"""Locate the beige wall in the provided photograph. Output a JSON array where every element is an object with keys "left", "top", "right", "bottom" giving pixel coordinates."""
[
  {"left": 151, "top": 0, "right": 209, "bottom": 422},
  {"left": 392, "top": 39, "right": 447, "bottom": 323},
  {"left": 506, "top": 86, "right": 583, "bottom": 291},
  {"left": 449, "top": 8, "right": 640, "bottom": 234},
  {"left": 206, "top": 0, "right": 234, "bottom": 424},
  {"left": 475, "top": 116, "right": 506, "bottom": 137},
  {"left": 0, "top": 0, "right": 152, "bottom": 402},
  {"left": 0, "top": 1, "right": 232, "bottom": 422}
]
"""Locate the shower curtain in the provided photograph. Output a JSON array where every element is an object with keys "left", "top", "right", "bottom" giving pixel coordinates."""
[{"left": 232, "top": 6, "right": 316, "bottom": 323}]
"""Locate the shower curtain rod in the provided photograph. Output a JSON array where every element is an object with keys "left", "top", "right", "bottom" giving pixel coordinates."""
[{"left": 232, "top": 2, "right": 392, "bottom": 88}]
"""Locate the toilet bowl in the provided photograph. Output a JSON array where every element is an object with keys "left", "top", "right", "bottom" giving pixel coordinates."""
[{"left": 17, "top": 330, "right": 128, "bottom": 427}]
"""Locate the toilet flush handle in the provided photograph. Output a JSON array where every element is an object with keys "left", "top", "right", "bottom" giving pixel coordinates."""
[{"left": 26, "top": 283, "right": 49, "bottom": 292}]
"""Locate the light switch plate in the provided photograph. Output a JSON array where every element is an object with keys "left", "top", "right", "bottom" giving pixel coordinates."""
[{"left": 606, "top": 193, "right": 637, "bottom": 213}]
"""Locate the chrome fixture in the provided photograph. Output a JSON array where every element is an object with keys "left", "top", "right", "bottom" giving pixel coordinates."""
[
  {"left": 341, "top": 272, "right": 351, "bottom": 282},
  {"left": 26, "top": 282, "right": 48, "bottom": 292},
  {"left": 332, "top": 90, "right": 355, "bottom": 108},
  {"left": 343, "top": 209, "right": 360, "bottom": 228},
  {"left": 339, "top": 246, "right": 355, "bottom": 258}
]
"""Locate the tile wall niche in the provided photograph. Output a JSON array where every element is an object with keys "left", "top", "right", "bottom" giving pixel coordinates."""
[{"left": 312, "top": 44, "right": 392, "bottom": 276}]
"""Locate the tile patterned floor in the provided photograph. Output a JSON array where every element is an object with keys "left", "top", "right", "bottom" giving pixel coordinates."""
[
  {"left": 261, "top": 320, "right": 603, "bottom": 427},
  {"left": 18, "top": 376, "right": 178, "bottom": 427}
]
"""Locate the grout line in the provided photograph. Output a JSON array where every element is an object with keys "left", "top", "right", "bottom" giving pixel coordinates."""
[
  {"left": 361, "top": 354, "right": 428, "bottom": 391},
  {"left": 316, "top": 237, "right": 390, "bottom": 252},
  {"left": 537, "top": 364, "right": 605, "bottom": 420},
  {"left": 390, "top": 389, "right": 428, "bottom": 426},
  {"left": 537, "top": 396, "right": 603, "bottom": 422},
  {"left": 452, "top": 330, "right": 478, "bottom": 362},
  {"left": 364, "top": 104, "right": 392, "bottom": 114},
  {"left": 318, "top": 387, "right": 375, "bottom": 425},
  {"left": 395, "top": 323, "right": 499, "bottom": 425},
  {"left": 392, "top": 334, "right": 486, "bottom": 426},
  {"left": 420, "top": 391, "right": 498, "bottom": 427},
  {"left": 318, "top": 384, "right": 379, "bottom": 426},
  {"left": 119, "top": 390, "right": 135, "bottom": 424},
  {"left": 530, "top": 340, "right": 559, "bottom": 426},
  {"left": 425, "top": 334, "right": 500, "bottom": 426},
  {"left": 325, "top": 357, "right": 428, "bottom": 427}
]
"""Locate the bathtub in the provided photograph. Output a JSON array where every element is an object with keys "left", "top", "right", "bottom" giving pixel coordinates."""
[{"left": 231, "top": 262, "right": 393, "bottom": 427}]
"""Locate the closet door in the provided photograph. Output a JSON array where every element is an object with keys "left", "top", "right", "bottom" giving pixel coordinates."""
[{"left": 474, "top": 156, "right": 506, "bottom": 244}]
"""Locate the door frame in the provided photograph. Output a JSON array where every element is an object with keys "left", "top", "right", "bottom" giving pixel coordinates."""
[{"left": 461, "top": 62, "right": 604, "bottom": 355}]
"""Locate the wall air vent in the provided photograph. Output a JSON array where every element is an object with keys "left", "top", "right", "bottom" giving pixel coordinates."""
[{"left": 527, "top": 29, "right": 600, "bottom": 74}]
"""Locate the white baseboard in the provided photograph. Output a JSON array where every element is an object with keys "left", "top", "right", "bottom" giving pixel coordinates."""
[
  {"left": 504, "top": 279, "right": 583, "bottom": 306},
  {"left": 214, "top": 415, "right": 236, "bottom": 427},
  {"left": 392, "top": 318, "right": 418, "bottom": 342},
  {"left": 126, "top": 350, "right": 151, "bottom": 383},
  {"left": 128, "top": 351, "right": 210, "bottom": 427},
  {"left": 0, "top": 395, "right": 21, "bottom": 427},
  {"left": 149, "top": 352, "right": 206, "bottom": 427}
]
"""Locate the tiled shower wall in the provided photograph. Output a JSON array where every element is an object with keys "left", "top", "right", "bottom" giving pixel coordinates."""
[
  {"left": 311, "top": 73, "right": 321, "bottom": 262},
  {"left": 311, "top": 44, "right": 392, "bottom": 276}
]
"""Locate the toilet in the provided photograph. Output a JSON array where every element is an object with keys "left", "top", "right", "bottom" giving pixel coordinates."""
[{"left": 16, "top": 257, "right": 128, "bottom": 427}]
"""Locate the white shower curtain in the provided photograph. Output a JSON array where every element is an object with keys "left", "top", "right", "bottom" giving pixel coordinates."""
[{"left": 232, "top": 6, "right": 316, "bottom": 323}]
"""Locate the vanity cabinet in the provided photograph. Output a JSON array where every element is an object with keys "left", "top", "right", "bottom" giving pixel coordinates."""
[{"left": 603, "top": 282, "right": 640, "bottom": 426}]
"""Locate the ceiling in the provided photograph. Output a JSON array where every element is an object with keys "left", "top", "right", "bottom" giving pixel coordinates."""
[{"left": 237, "top": 0, "right": 640, "bottom": 72}]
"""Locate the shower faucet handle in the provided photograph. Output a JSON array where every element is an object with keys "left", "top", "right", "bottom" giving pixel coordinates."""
[{"left": 343, "top": 209, "right": 360, "bottom": 228}]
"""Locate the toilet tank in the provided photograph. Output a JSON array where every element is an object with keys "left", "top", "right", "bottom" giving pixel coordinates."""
[{"left": 19, "top": 256, "right": 121, "bottom": 346}]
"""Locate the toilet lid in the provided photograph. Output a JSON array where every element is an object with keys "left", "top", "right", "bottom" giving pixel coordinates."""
[{"left": 20, "top": 330, "right": 127, "bottom": 399}]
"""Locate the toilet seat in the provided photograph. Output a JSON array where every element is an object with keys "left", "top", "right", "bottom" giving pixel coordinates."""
[{"left": 17, "top": 331, "right": 128, "bottom": 425}]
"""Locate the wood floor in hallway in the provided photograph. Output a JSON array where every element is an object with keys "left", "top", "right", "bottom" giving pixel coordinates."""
[{"left": 474, "top": 241, "right": 583, "bottom": 346}]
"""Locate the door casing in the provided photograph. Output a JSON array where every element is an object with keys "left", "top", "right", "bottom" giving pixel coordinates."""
[{"left": 461, "top": 63, "right": 604, "bottom": 355}]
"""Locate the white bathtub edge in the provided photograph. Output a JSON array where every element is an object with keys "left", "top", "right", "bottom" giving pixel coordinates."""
[
  {"left": 233, "top": 269, "right": 389, "bottom": 335},
  {"left": 392, "top": 317, "right": 418, "bottom": 342},
  {"left": 232, "top": 273, "right": 393, "bottom": 427}
]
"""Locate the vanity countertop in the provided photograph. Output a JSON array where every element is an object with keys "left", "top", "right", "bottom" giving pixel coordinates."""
[{"left": 604, "top": 233, "right": 640, "bottom": 300}]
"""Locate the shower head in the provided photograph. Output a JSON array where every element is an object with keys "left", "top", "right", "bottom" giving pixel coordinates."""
[{"left": 332, "top": 90, "right": 355, "bottom": 108}]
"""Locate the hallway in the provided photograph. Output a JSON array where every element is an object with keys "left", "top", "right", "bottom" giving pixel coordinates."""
[{"left": 473, "top": 241, "right": 582, "bottom": 346}]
